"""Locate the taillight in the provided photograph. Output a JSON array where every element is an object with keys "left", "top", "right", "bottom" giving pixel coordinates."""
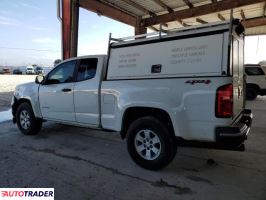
[{"left": 216, "top": 84, "right": 233, "bottom": 118}]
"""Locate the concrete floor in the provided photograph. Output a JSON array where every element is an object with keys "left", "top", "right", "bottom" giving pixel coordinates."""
[{"left": 0, "top": 98, "right": 265, "bottom": 200}]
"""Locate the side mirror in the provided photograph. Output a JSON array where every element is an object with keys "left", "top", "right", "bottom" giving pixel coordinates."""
[{"left": 35, "top": 75, "right": 44, "bottom": 84}]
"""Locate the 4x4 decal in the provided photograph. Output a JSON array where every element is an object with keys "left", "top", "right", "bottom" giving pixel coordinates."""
[{"left": 185, "top": 80, "right": 211, "bottom": 85}]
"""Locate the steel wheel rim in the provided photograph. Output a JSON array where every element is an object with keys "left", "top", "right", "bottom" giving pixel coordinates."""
[
  {"left": 20, "top": 110, "right": 30, "bottom": 130},
  {"left": 134, "top": 129, "right": 161, "bottom": 160}
]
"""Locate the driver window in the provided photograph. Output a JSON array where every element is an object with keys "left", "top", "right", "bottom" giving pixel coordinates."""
[{"left": 47, "top": 61, "right": 76, "bottom": 84}]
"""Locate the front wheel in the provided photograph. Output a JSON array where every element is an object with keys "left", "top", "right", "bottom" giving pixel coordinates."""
[
  {"left": 127, "top": 116, "right": 177, "bottom": 170},
  {"left": 16, "top": 102, "right": 42, "bottom": 135}
]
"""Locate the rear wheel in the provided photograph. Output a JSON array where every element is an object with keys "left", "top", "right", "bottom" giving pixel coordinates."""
[
  {"left": 246, "top": 88, "right": 258, "bottom": 100},
  {"left": 16, "top": 102, "right": 42, "bottom": 135},
  {"left": 127, "top": 116, "right": 177, "bottom": 170}
]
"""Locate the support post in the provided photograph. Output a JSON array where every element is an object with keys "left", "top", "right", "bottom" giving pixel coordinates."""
[
  {"left": 62, "top": 0, "right": 79, "bottom": 60},
  {"left": 135, "top": 17, "right": 147, "bottom": 35}
]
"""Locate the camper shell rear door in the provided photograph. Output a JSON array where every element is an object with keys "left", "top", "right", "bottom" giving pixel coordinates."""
[{"left": 231, "top": 24, "right": 245, "bottom": 119}]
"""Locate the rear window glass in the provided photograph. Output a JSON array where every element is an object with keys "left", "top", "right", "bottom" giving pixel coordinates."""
[
  {"left": 245, "top": 67, "right": 265, "bottom": 76},
  {"left": 77, "top": 58, "right": 98, "bottom": 82}
]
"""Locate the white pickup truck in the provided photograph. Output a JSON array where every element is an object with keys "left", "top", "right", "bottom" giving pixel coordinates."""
[{"left": 12, "top": 19, "right": 252, "bottom": 170}]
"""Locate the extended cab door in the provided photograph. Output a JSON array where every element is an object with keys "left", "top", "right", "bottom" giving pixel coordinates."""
[
  {"left": 39, "top": 60, "right": 76, "bottom": 122},
  {"left": 73, "top": 58, "right": 101, "bottom": 126}
]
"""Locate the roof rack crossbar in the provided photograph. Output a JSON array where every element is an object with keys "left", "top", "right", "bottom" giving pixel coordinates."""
[
  {"left": 110, "top": 20, "right": 232, "bottom": 44},
  {"left": 110, "top": 31, "right": 162, "bottom": 42}
]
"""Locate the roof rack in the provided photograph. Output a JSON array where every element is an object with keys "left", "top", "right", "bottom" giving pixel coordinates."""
[{"left": 110, "top": 20, "right": 231, "bottom": 44}]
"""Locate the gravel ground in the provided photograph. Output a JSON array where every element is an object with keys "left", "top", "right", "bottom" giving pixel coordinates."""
[{"left": 0, "top": 75, "right": 36, "bottom": 111}]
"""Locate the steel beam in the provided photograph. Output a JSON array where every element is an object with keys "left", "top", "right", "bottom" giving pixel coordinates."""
[
  {"left": 196, "top": 18, "right": 207, "bottom": 24},
  {"left": 182, "top": 0, "right": 193, "bottom": 8},
  {"left": 244, "top": 17, "right": 266, "bottom": 28},
  {"left": 135, "top": 17, "right": 147, "bottom": 35},
  {"left": 149, "top": 26, "right": 159, "bottom": 32},
  {"left": 79, "top": 0, "right": 137, "bottom": 26},
  {"left": 62, "top": 0, "right": 79, "bottom": 60},
  {"left": 217, "top": 13, "right": 226, "bottom": 21},
  {"left": 142, "top": 0, "right": 266, "bottom": 27},
  {"left": 264, "top": 2, "right": 266, "bottom": 17},
  {"left": 240, "top": 10, "right": 246, "bottom": 21}
]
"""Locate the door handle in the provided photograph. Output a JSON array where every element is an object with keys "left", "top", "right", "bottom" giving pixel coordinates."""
[{"left": 62, "top": 88, "right": 72, "bottom": 92}]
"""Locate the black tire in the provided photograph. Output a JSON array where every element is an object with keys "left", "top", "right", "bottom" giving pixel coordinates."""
[
  {"left": 16, "top": 102, "right": 42, "bottom": 135},
  {"left": 246, "top": 88, "right": 258, "bottom": 100},
  {"left": 127, "top": 116, "right": 177, "bottom": 170}
]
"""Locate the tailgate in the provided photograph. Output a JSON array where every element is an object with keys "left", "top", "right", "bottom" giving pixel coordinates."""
[{"left": 232, "top": 34, "right": 245, "bottom": 119}]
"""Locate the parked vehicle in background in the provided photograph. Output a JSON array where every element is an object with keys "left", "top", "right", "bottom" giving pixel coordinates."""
[
  {"left": 245, "top": 64, "right": 266, "bottom": 100},
  {"left": 13, "top": 69, "right": 23, "bottom": 75},
  {"left": 2, "top": 68, "right": 11, "bottom": 74},
  {"left": 26, "top": 66, "right": 35, "bottom": 75},
  {"left": 12, "top": 20, "right": 252, "bottom": 170},
  {"left": 258, "top": 60, "right": 266, "bottom": 67},
  {"left": 35, "top": 66, "right": 44, "bottom": 75}
]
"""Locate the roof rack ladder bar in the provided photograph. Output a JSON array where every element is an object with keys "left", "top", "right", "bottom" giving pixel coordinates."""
[{"left": 159, "top": 24, "right": 162, "bottom": 39}]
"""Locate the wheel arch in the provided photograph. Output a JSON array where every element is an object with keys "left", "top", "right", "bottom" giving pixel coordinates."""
[
  {"left": 246, "top": 83, "right": 260, "bottom": 91},
  {"left": 12, "top": 98, "right": 35, "bottom": 122},
  {"left": 120, "top": 107, "right": 175, "bottom": 140}
]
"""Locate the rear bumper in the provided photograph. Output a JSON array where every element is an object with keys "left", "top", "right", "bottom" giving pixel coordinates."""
[{"left": 216, "top": 109, "right": 253, "bottom": 145}]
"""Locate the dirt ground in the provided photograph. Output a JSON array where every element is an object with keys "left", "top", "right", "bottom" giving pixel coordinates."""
[
  {"left": 0, "top": 75, "right": 36, "bottom": 111},
  {"left": 0, "top": 92, "right": 13, "bottom": 111}
]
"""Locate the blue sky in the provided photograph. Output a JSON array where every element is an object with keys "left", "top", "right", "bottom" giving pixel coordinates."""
[
  {"left": 0, "top": 0, "right": 133, "bottom": 66},
  {"left": 0, "top": 0, "right": 265, "bottom": 66}
]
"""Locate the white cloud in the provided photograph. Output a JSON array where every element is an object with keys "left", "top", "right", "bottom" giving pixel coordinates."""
[
  {"left": 20, "top": 2, "right": 39, "bottom": 10},
  {"left": 32, "top": 37, "right": 60, "bottom": 51},
  {"left": 0, "top": 10, "right": 10, "bottom": 15},
  {"left": 29, "top": 26, "right": 47, "bottom": 31},
  {"left": 32, "top": 37, "right": 59, "bottom": 46},
  {"left": 0, "top": 15, "right": 20, "bottom": 26}
]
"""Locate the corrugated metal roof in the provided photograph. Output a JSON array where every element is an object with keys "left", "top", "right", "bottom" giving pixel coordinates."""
[
  {"left": 101, "top": 0, "right": 145, "bottom": 16},
  {"left": 99, "top": 0, "right": 266, "bottom": 35}
]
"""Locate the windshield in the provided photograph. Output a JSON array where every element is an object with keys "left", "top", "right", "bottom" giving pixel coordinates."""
[{"left": 245, "top": 67, "right": 265, "bottom": 76}]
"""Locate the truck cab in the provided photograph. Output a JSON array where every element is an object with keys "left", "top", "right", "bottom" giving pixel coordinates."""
[{"left": 36, "top": 55, "right": 105, "bottom": 126}]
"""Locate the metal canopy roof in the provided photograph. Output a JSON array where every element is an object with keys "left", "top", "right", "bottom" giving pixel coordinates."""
[{"left": 79, "top": 0, "right": 266, "bottom": 35}]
